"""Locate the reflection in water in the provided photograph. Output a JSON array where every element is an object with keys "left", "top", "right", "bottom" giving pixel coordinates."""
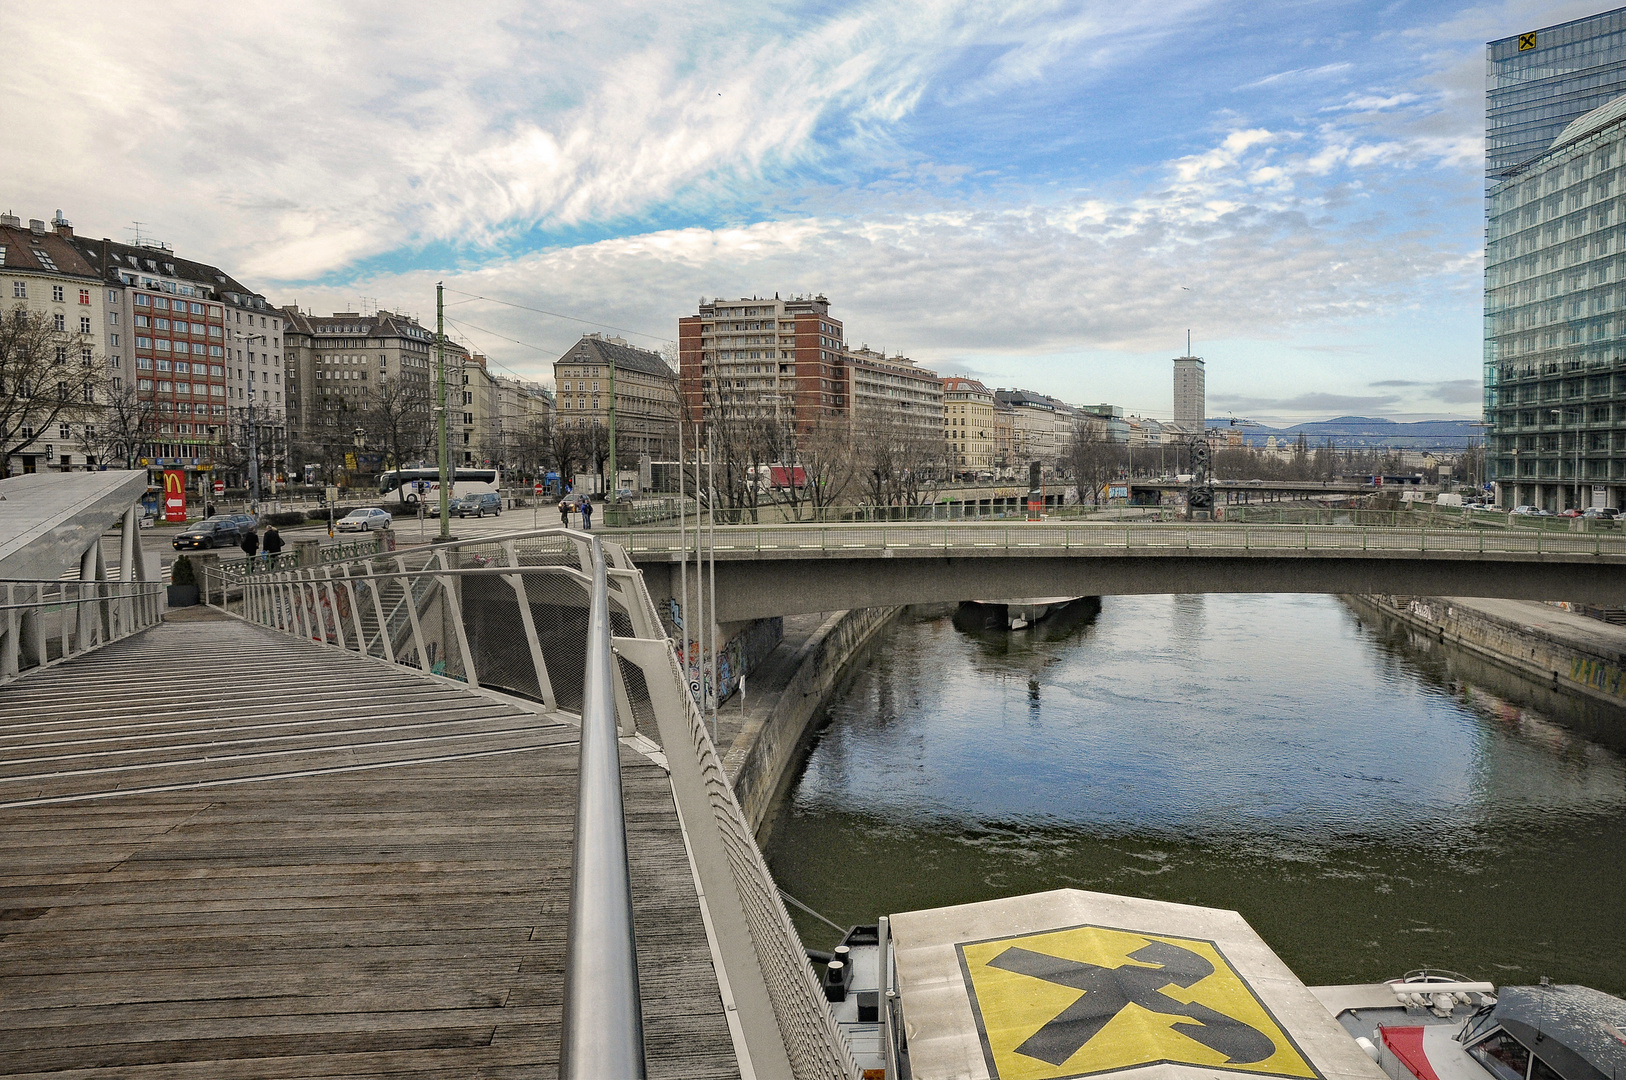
[{"left": 763, "top": 594, "right": 1626, "bottom": 994}]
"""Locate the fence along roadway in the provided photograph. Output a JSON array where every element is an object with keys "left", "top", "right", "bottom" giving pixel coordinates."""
[{"left": 612, "top": 521, "right": 1626, "bottom": 621}]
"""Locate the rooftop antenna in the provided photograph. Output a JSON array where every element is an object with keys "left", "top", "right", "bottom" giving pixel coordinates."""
[{"left": 1187, "top": 329, "right": 1192, "bottom": 356}]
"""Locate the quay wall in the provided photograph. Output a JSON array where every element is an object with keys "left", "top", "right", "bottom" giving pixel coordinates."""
[
  {"left": 1346, "top": 594, "right": 1626, "bottom": 711},
  {"left": 725, "top": 605, "right": 901, "bottom": 837}
]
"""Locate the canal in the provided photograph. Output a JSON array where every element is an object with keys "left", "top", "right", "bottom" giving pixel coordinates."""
[{"left": 762, "top": 594, "right": 1626, "bottom": 995}]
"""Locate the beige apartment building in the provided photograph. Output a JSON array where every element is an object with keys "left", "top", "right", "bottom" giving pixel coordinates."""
[
  {"left": 847, "top": 345, "right": 942, "bottom": 437},
  {"left": 0, "top": 213, "right": 109, "bottom": 474},
  {"left": 553, "top": 334, "right": 678, "bottom": 461},
  {"left": 283, "top": 308, "right": 467, "bottom": 478},
  {"left": 995, "top": 388, "right": 1059, "bottom": 475},
  {"left": 941, "top": 376, "right": 995, "bottom": 472},
  {"left": 492, "top": 376, "right": 552, "bottom": 471}
]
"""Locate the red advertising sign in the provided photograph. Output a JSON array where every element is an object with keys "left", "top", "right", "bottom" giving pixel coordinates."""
[{"left": 163, "top": 470, "right": 188, "bottom": 523}]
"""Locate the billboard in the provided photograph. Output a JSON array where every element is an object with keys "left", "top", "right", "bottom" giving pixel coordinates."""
[{"left": 163, "top": 470, "right": 187, "bottom": 522}]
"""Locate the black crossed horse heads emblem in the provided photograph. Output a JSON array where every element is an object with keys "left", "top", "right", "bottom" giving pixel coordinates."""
[{"left": 987, "top": 938, "right": 1277, "bottom": 1068}]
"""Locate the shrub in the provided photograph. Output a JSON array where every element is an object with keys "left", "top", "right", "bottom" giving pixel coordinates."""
[
  {"left": 170, "top": 555, "right": 196, "bottom": 587},
  {"left": 265, "top": 510, "right": 306, "bottom": 528}
]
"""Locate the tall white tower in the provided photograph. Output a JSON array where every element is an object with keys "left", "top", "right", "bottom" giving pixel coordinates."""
[{"left": 1173, "top": 332, "right": 1205, "bottom": 431}]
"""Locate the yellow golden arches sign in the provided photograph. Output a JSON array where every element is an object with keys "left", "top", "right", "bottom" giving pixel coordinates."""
[
  {"left": 1519, "top": 32, "right": 1537, "bottom": 50},
  {"left": 957, "top": 924, "right": 1322, "bottom": 1080}
]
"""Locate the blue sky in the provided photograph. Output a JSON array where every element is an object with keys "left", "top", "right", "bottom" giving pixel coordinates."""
[{"left": 6, "top": 0, "right": 1609, "bottom": 423}]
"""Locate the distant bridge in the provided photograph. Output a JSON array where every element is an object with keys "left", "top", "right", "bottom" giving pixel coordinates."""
[{"left": 617, "top": 521, "right": 1626, "bottom": 622}]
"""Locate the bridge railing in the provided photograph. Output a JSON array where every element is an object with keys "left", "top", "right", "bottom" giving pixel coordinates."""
[
  {"left": 612, "top": 520, "right": 1626, "bottom": 558},
  {"left": 212, "top": 527, "right": 858, "bottom": 1079},
  {"left": 0, "top": 578, "right": 165, "bottom": 684}
]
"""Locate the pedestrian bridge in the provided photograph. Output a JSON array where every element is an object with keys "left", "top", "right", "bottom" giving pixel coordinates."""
[{"left": 613, "top": 521, "right": 1626, "bottom": 621}]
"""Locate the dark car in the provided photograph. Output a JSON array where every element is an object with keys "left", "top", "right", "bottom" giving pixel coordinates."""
[
  {"left": 456, "top": 492, "right": 502, "bottom": 518},
  {"left": 172, "top": 520, "right": 241, "bottom": 550}
]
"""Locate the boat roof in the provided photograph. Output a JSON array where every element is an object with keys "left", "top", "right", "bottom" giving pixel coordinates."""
[
  {"left": 1489, "top": 985, "right": 1626, "bottom": 1080},
  {"left": 888, "top": 887, "right": 1385, "bottom": 1080}
]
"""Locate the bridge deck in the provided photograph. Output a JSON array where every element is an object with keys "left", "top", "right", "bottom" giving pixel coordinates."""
[{"left": 0, "top": 611, "right": 738, "bottom": 1078}]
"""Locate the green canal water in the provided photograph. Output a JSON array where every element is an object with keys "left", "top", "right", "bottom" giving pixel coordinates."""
[{"left": 762, "top": 594, "right": 1626, "bottom": 994}]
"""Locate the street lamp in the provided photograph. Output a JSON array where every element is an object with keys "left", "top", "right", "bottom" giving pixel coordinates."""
[{"left": 238, "top": 331, "right": 269, "bottom": 515}]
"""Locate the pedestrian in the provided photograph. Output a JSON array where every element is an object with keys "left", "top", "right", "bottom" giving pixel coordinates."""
[
  {"left": 262, "top": 525, "right": 283, "bottom": 567},
  {"left": 240, "top": 527, "right": 259, "bottom": 563},
  {"left": 205, "top": 502, "right": 216, "bottom": 519},
  {"left": 558, "top": 498, "right": 572, "bottom": 527},
  {"left": 580, "top": 497, "right": 593, "bottom": 530}
]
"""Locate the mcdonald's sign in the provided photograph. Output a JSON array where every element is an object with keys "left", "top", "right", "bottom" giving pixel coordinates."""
[{"left": 163, "top": 470, "right": 188, "bottom": 523}]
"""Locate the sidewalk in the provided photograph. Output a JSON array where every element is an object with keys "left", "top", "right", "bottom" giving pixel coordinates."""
[{"left": 1442, "top": 597, "right": 1626, "bottom": 663}]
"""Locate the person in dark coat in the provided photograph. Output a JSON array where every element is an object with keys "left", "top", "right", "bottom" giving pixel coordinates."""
[
  {"left": 240, "top": 528, "right": 259, "bottom": 560},
  {"left": 559, "top": 498, "right": 572, "bottom": 526},
  {"left": 261, "top": 526, "right": 284, "bottom": 566},
  {"left": 580, "top": 498, "right": 593, "bottom": 530}
]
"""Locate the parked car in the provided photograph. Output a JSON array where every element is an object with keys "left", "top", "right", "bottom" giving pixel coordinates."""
[
  {"left": 335, "top": 507, "right": 392, "bottom": 532},
  {"left": 172, "top": 520, "right": 241, "bottom": 550},
  {"left": 1582, "top": 506, "right": 1621, "bottom": 519},
  {"left": 1511, "top": 505, "right": 1542, "bottom": 516},
  {"left": 1559, "top": 508, "right": 1585, "bottom": 517},
  {"left": 456, "top": 492, "right": 502, "bottom": 518}
]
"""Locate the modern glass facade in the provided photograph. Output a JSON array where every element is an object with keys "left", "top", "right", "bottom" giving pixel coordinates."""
[
  {"left": 1484, "top": 113, "right": 1626, "bottom": 511},
  {"left": 1487, "top": 8, "right": 1626, "bottom": 183}
]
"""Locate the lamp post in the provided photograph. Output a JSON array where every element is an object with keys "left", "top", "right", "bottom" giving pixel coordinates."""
[{"left": 237, "top": 332, "right": 269, "bottom": 516}]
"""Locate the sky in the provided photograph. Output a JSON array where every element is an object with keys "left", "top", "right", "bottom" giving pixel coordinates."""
[{"left": 4, "top": 0, "right": 1611, "bottom": 425}]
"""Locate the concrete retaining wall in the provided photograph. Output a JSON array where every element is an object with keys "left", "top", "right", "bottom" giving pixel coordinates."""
[
  {"left": 1348, "top": 594, "right": 1626, "bottom": 709},
  {"left": 726, "top": 605, "right": 902, "bottom": 837}
]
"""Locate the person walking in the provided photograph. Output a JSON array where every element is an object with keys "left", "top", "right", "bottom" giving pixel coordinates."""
[
  {"left": 558, "top": 498, "right": 572, "bottom": 527},
  {"left": 580, "top": 497, "right": 593, "bottom": 530},
  {"left": 240, "top": 527, "right": 260, "bottom": 564},
  {"left": 261, "top": 525, "right": 284, "bottom": 567}
]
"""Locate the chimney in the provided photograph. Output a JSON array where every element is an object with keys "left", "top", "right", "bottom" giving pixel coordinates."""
[
  {"left": 0, "top": 213, "right": 18, "bottom": 228},
  {"left": 52, "top": 210, "right": 72, "bottom": 238},
  {"left": 28, "top": 219, "right": 47, "bottom": 235}
]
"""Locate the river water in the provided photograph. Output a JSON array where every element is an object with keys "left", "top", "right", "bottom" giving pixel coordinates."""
[{"left": 762, "top": 594, "right": 1626, "bottom": 994}]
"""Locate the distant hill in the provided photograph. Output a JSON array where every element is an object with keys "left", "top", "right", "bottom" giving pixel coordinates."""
[{"left": 1206, "top": 415, "right": 1481, "bottom": 449}]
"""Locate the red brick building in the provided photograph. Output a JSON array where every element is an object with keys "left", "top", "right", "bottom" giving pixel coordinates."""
[{"left": 678, "top": 294, "right": 848, "bottom": 430}]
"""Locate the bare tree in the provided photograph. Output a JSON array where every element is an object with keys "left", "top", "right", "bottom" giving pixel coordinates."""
[
  {"left": 0, "top": 305, "right": 106, "bottom": 475},
  {"left": 364, "top": 376, "right": 433, "bottom": 486},
  {"left": 1063, "top": 416, "right": 1127, "bottom": 506},
  {"left": 82, "top": 380, "right": 155, "bottom": 470}
]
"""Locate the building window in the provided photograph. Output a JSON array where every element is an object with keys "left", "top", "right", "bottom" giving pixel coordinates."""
[
  {"left": 79, "top": 316, "right": 91, "bottom": 334},
  {"left": 79, "top": 289, "right": 90, "bottom": 305},
  {"left": 110, "top": 333, "right": 120, "bottom": 348},
  {"left": 52, "top": 314, "right": 65, "bottom": 331},
  {"left": 52, "top": 285, "right": 64, "bottom": 302},
  {"left": 11, "top": 282, "right": 24, "bottom": 298}
]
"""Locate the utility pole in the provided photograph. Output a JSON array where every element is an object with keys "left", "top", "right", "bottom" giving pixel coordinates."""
[
  {"left": 606, "top": 354, "right": 617, "bottom": 501},
  {"left": 436, "top": 282, "right": 450, "bottom": 538}
]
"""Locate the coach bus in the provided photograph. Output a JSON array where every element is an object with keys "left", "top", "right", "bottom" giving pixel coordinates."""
[{"left": 379, "top": 468, "right": 501, "bottom": 506}]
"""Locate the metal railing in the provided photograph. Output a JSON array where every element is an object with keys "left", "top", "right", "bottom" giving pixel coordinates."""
[
  {"left": 217, "top": 527, "right": 858, "bottom": 1079},
  {"left": 561, "top": 536, "right": 645, "bottom": 1078},
  {"left": 0, "top": 579, "right": 165, "bottom": 684},
  {"left": 610, "top": 520, "right": 1626, "bottom": 559}
]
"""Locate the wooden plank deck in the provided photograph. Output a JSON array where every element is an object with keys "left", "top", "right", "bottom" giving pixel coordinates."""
[{"left": 0, "top": 611, "right": 740, "bottom": 1079}]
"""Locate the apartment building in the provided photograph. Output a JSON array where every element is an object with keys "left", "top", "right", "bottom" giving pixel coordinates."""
[
  {"left": 994, "top": 388, "right": 1059, "bottom": 474},
  {"left": 492, "top": 376, "right": 553, "bottom": 471},
  {"left": 993, "top": 400, "right": 1014, "bottom": 469},
  {"left": 554, "top": 334, "right": 679, "bottom": 461},
  {"left": 678, "top": 294, "right": 848, "bottom": 429},
  {"left": 846, "top": 345, "right": 942, "bottom": 437},
  {"left": 942, "top": 376, "right": 995, "bottom": 472},
  {"left": 283, "top": 308, "right": 465, "bottom": 477},
  {"left": 0, "top": 212, "right": 108, "bottom": 474},
  {"left": 67, "top": 220, "right": 284, "bottom": 487}
]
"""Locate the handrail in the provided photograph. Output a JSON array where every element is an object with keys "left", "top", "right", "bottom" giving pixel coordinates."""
[{"left": 560, "top": 535, "right": 646, "bottom": 1079}]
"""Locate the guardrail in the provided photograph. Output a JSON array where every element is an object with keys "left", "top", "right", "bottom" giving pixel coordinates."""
[
  {"left": 610, "top": 520, "right": 1626, "bottom": 558},
  {"left": 560, "top": 536, "right": 645, "bottom": 1078},
  {"left": 0, "top": 579, "right": 165, "bottom": 684}
]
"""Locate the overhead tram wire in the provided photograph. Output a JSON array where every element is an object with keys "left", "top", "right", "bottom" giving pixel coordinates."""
[{"left": 442, "top": 288, "right": 671, "bottom": 345}]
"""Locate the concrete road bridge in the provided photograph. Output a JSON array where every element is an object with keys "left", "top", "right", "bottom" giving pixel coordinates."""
[{"left": 613, "top": 521, "right": 1626, "bottom": 622}]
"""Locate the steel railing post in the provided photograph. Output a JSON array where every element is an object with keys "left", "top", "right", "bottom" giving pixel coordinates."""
[{"left": 560, "top": 535, "right": 646, "bottom": 1080}]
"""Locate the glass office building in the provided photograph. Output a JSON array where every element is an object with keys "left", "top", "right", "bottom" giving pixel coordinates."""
[
  {"left": 1487, "top": 9, "right": 1626, "bottom": 183},
  {"left": 1484, "top": 100, "right": 1626, "bottom": 511}
]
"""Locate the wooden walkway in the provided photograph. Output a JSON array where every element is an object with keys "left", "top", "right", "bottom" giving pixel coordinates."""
[{"left": 0, "top": 610, "right": 740, "bottom": 1078}]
